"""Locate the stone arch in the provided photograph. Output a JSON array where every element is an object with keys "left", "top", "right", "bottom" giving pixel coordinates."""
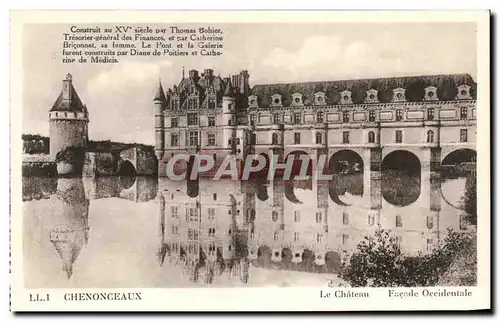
[
  {"left": 119, "top": 160, "right": 136, "bottom": 176},
  {"left": 328, "top": 149, "right": 364, "bottom": 206},
  {"left": 440, "top": 148, "right": 477, "bottom": 208},
  {"left": 381, "top": 150, "right": 421, "bottom": 206}
]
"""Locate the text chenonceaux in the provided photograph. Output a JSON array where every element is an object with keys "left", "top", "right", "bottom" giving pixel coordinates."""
[
  {"left": 164, "top": 153, "right": 336, "bottom": 180},
  {"left": 64, "top": 292, "right": 143, "bottom": 301}
]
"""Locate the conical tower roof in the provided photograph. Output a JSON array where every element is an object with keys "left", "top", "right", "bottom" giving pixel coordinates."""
[
  {"left": 50, "top": 73, "right": 86, "bottom": 112},
  {"left": 154, "top": 80, "right": 167, "bottom": 102},
  {"left": 223, "top": 79, "right": 233, "bottom": 97}
]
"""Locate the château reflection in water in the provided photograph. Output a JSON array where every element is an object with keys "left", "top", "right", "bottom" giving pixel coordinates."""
[{"left": 22, "top": 170, "right": 470, "bottom": 288}]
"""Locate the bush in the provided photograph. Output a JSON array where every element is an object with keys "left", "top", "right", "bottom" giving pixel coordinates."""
[
  {"left": 460, "top": 171, "right": 477, "bottom": 225},
  {"left": 340, "top": 229, "right": 474, "bottom": 287},
  {"left": 55, "top": 146, "right": 86, "bottom": 163}
]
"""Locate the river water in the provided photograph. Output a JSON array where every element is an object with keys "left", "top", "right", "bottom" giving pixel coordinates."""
[{"left": 22, "top": 173, "right": 469, "bottom": 288}]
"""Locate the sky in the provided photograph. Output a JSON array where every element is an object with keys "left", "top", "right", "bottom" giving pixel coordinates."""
[{"left": 22, "top": 23, "right": 477, "bottom": 145}]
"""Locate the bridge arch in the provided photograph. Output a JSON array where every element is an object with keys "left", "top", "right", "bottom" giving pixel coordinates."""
[
  {"left": 381, "top": 150, "right": 421, "bottom": 207},
  {"left": 440, "top": 148, "right": 477, "bottom": 208},
  {"left": 328, "top": 149, "right": 364, "bottom": 206}
]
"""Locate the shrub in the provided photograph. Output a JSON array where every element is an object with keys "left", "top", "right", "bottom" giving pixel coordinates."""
[
  {"left": 460, "top": 171, "right": 477, "bottom": 225},
  {"left": 340, "top": 229, "right": 474, "bottom": 287}
]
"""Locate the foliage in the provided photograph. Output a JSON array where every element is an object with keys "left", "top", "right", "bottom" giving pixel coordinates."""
[
  {"left": 22, "top": 134, "right": 49, "bottom": 154},
  {"left": 54, "top": 146, "right": 86, "bottom": 163},
  {"left": 87, "top": 140, "right": 154, "bottom": 153},
  {"left": 460, "top": 171, "right": 477, "bottom": 225},
  {"left": 340, "top": 229, "right": 474, "bottom": 287}
]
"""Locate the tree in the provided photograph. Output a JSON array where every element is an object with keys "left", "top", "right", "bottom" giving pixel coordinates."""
[
  {"left": 461, "top": 171, "right": 477, "bottom": 225},
  {"left": 340, "top": 229, "right": 473, "bottom": 287}
]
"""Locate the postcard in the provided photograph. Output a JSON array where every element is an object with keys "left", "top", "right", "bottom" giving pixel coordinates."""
[{"left": 10, "top": 10, "right": 490, "bottom": 311}]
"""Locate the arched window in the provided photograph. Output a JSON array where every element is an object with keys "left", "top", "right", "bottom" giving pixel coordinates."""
[
  {"left": 315, "top": 132, "right": 323, "bottom": 144},
  {"left": 368, "top": 131, "right": 375, "bottom": 143},
  {"left": 427, "top": 130, "right": 434, "bottom": 143},
  {"left": 272, "top": 210, "right": 278, "bottom": 222},
  {"left": 272, "top": 133, "right": 279, "bottom": 145}
]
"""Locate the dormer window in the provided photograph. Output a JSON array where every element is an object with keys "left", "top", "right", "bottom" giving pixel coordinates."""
[
  {"left": 365, "top": 89, "right": 378, "bottom": 103},
  {"left": 424, "top": 86, "right": 438, "bottom": 101},
  {"left": 248, "top": 95, "right": 258, "bottom": 108},
  {"left": 456, "top": 84, "right": 471, "bottom": 100},
  {"left": 393, "top": 87, "right": 406, "bottom": 102},
  {"left": 291, "top": 93, "right": 303, "bottom": 106},
  {"left": 271, "top": 94, "right": 282, "bottom": 107},
  {"left": 314, "top": 92, "right": 326, "bottom": 105},
  {"left": 340, "top": 90, "right": 352, "bottom": 104}
]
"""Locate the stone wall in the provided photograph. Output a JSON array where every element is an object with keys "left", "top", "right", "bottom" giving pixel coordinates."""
[{"left": 82, "top": 152, "right": 120, "bottom": 177}]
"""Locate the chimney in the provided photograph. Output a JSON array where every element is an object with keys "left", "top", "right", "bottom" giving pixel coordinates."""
[
  {"left": 188, "top": 69, "right": 199, "bottom": 82},
  {"left": 62, "top": 73, "right": 73, "bottom": 101},
  {"left": 239, "top": 70, "right": 250, "bottom": 95}
]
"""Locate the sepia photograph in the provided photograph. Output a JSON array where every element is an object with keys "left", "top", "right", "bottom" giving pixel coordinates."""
[{"left": 10, "top": 10, "right": 490, "bottom": 311}]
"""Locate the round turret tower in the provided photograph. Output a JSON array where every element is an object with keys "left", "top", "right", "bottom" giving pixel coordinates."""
[
  {"left": 48, "top": 73, "right": 89, "bottom": 159},
  {"left": 153, "top": 80, "right": 166, "bottom": 161},
  {"left": 222, "top": 79, "right": 237, "bottom": 155}
]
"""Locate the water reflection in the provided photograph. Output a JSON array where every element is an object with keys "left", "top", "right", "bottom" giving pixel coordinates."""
[{"left": 23, "top": 170, "right": 470, "bottom": 288}]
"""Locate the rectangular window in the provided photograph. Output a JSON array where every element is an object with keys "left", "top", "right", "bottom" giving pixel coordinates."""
[
  {"left": 208, "top": 208, "right": 215, "bottom": 220},
  {"left": 342, "top": 131, "right": 350, "bottom": 144},
  {"left": 460, "top": 129, "right": 468, "bottom": 142},
  {"left": 396, "top": 109, "right": 403, "bottom": 121},
  {"left": 460, "top": 107, "right": 468, "bottom": 120},
  {"left": 171, "top": 118, "right": 178, "bottom": 128},
  {"left": 368, "top": 214, "right": 375, "bottom": 226},
  {"left": 250, "top": 133, "right": 256, "bottom": 145},
  {"left": 294, "top": 132, "right": 301, "bottom": 144},
  {"left": 187, "top": 113, "right": 198, "bottom": 125},
  {"left": 171, "top": 100, "right": 179, "bottom": 111},
  {"left": 317, "top": 112, "right": 324, "bottom": 123},
  {"left": 343, "top": 212, "right": 349, "bottom": 225},
  {"left": 316, "top": 233, "right": 323, "bottom": 244},
  {"left": 343, "top": 111, "right": 349, "bottom": 123},
  {"left": 294, "top": 113, "right": 301, "bottom": 125},
  {"left": 426, "top": 238, "right": 433, "bottom": 251},
  {"left": 294, "top": 210, "right": 300, "bottom": 222},
  {"left": 273, "top": 114, "right": 280, "bottom": 125},
  {"left": 170, "top": 134, "right": 179, "bottom": 147},
  {"left": 342, "top": 234, "right": 349, "bottom": 245},
  {"left": 395, "top": 130, "right": 403, "bottom": 143},
  {"left": 250, "top": 114, "right": 256, "bottom": 125},
  {"left": 427, "top": 108, "right": 435, "bottom": 121},
  {"left": 171, "top": 206, "right": 178, "bottom": 218},
  {"left": 207, "top": 133, "right": 216, "bottom": 146},
  {"left": 213, "top": 193, "right": 217, "bottom": 201},
  {"left": 294, "top": 232, "right": 300, "bottom": 242},
  {"left": 208, "top": 99, "right": 216, "bottom": 109},
  {"left": 187, "top": 208, "right": 198, "bottom": 222},
  {"left": 316, "top": 212, "right": 322, "bottom": 223},
  {"left": 369, "top": 110, "right": 376, "bottom": 122},
  {"left": 188, "top": 131, "right": 199, "bottom": 146},
  {"left": 396, "top": 215, "right": 402, "bottom": 227},
  {"left": 396, "top": 236, "right": 402, "bottom": 249},
  {"left": 208, "top": 116, "right": 215, "bottom": 127}
]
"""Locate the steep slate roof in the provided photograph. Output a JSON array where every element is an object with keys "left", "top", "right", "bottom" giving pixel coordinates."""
[
  {"left": 50, "top": 83, "right": 87, "bottom": 112},
  {"left": 154, "top": 81, "right": 167, "bottom": 102},
  {"left": 250, "top": 73, "right": 476, "bottom": 107}
]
